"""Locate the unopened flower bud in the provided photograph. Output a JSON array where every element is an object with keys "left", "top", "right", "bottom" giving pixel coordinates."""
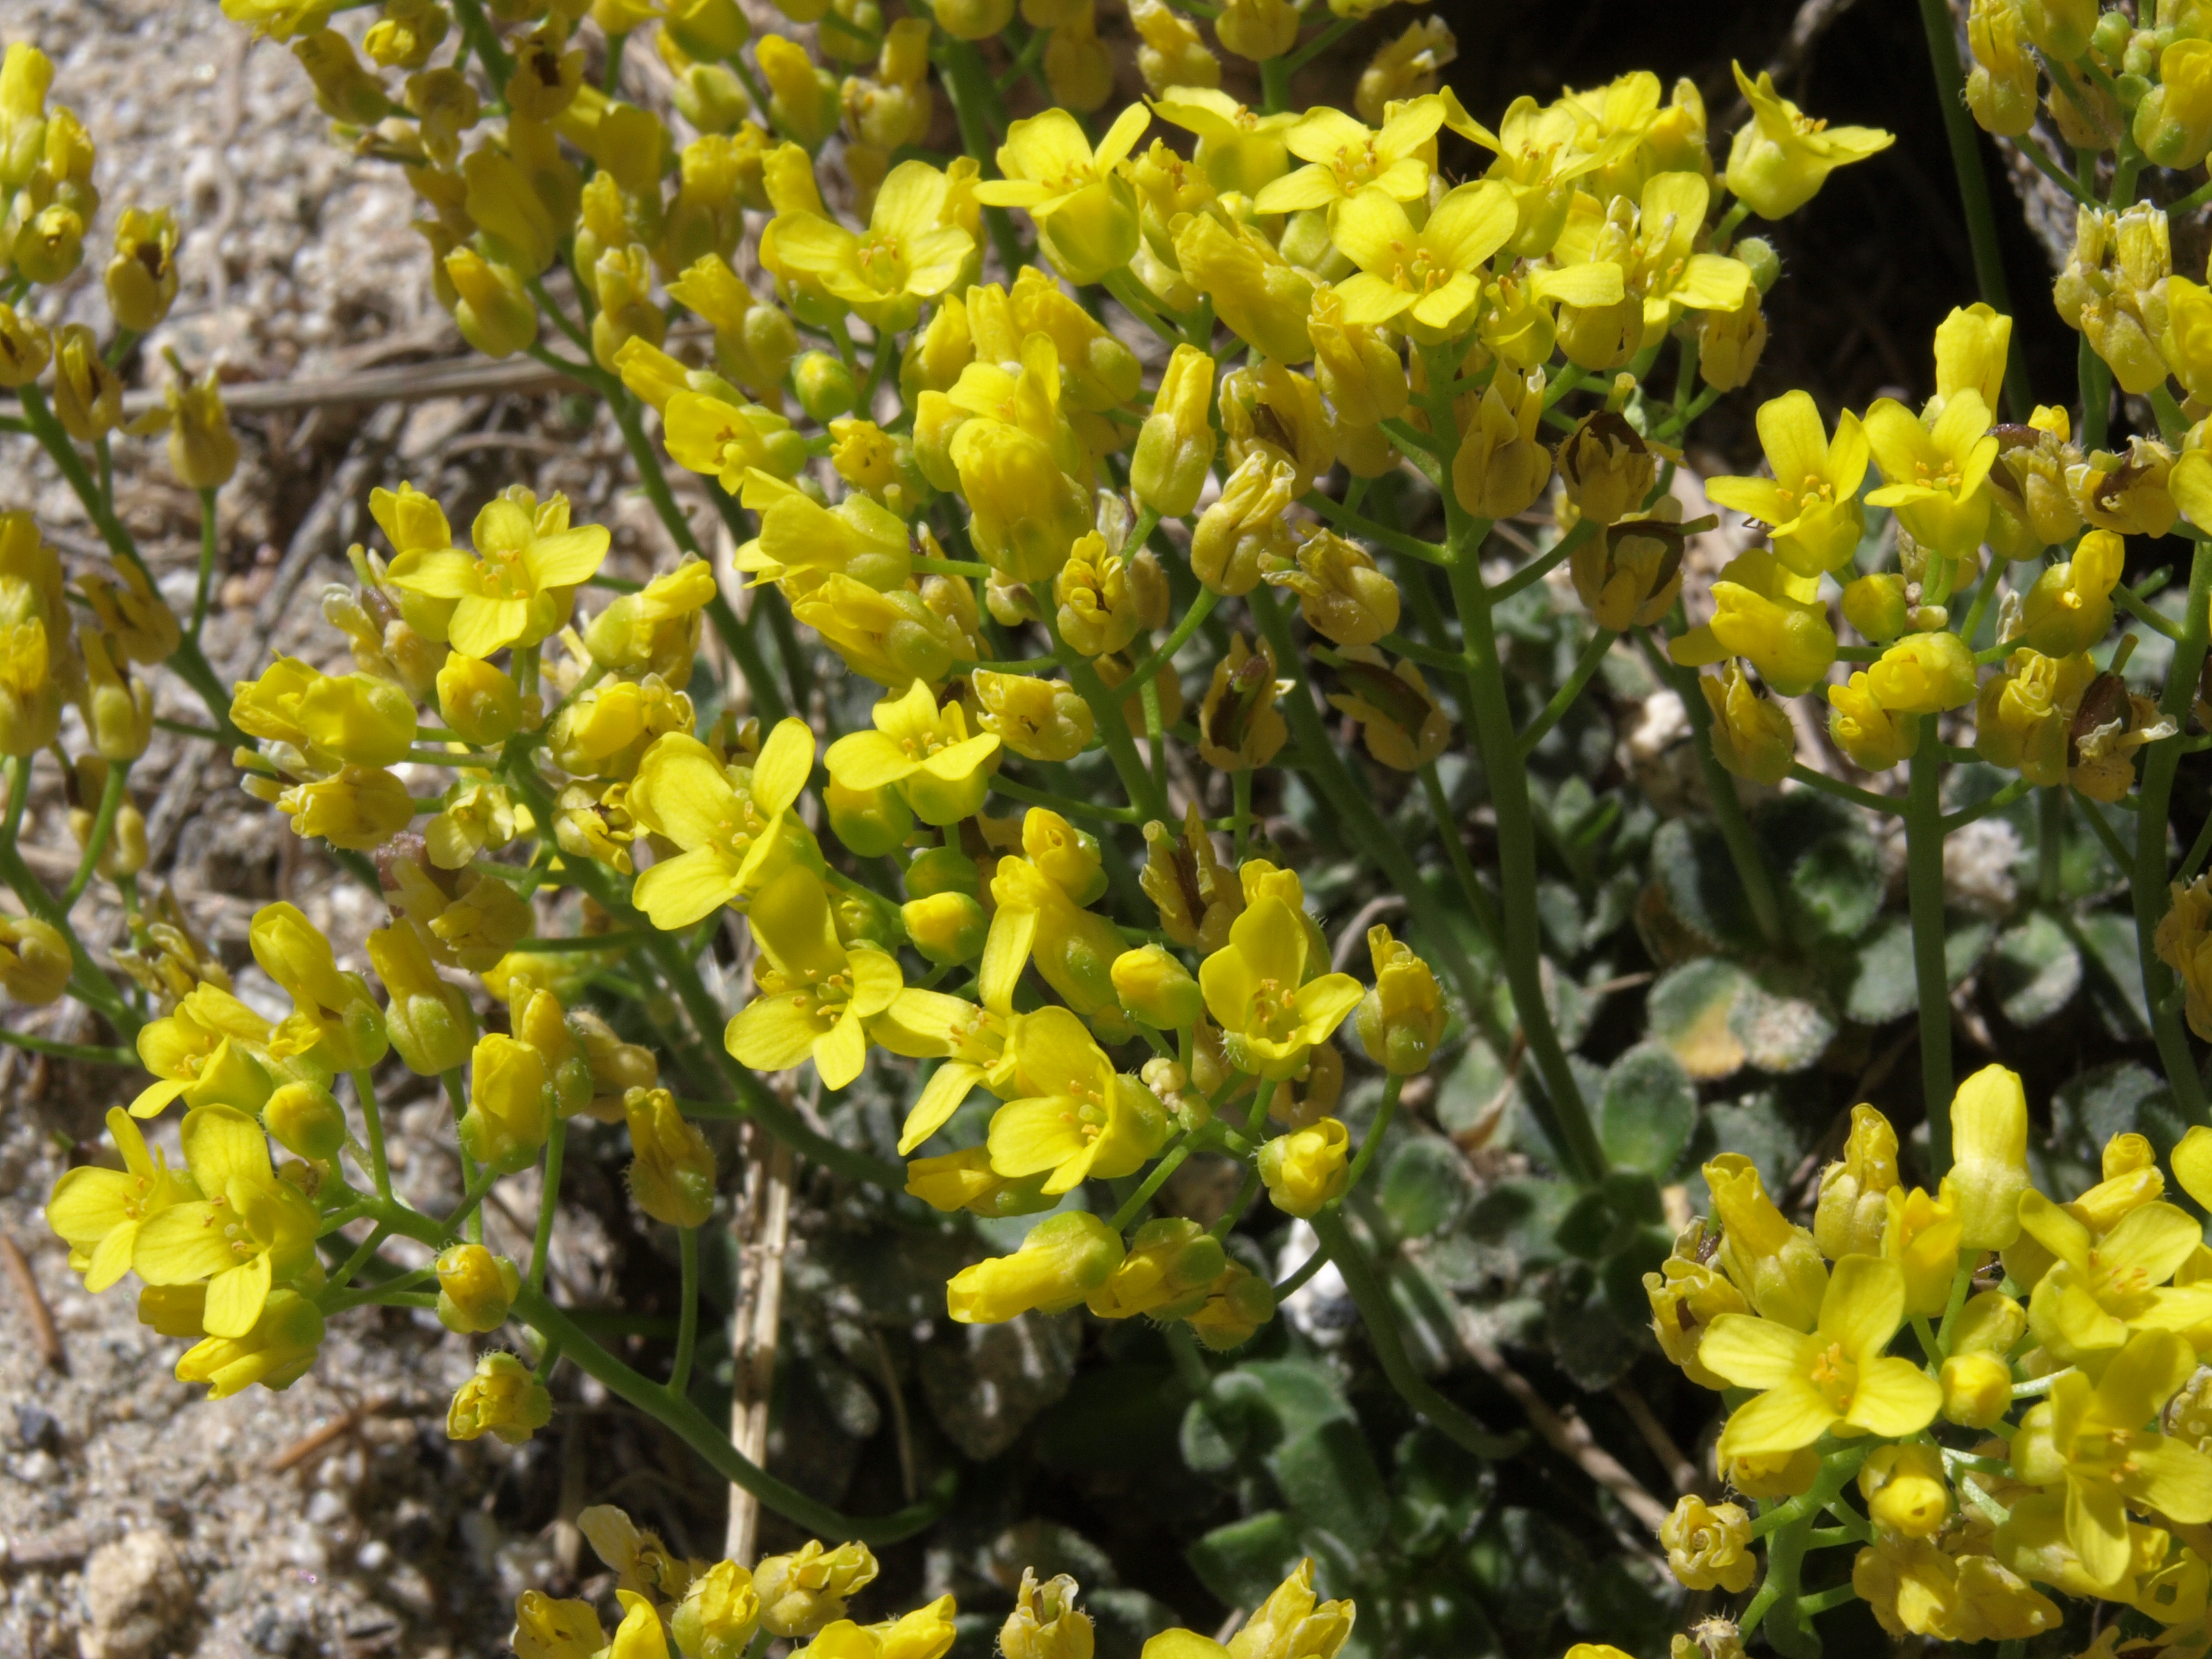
[
  {"left": 673, "top": 1560, "right": 762, "bottom": 1659},
  {"left": 903, "top": 845, "right": 980, "bottom": 901},
  {"left": 435, "top": 1242, "right": 521, "bottom": 1333},
  {"left": 0, "top": 302, "right": 52, "bottom": 387},
  {"left": 947, "top": 1210, "right": 1125, "bottom": 1324},
  {"left": 1087, "top": 1217, "right": 1223, "bottom": 1320},
  {"left": 366, "top": 923, "right": 477, "bottom": 1076},
  {"left": 1813, "top": 1103, "right": 1898, "bottom": 1259},
  {"left": 1858, "top": 1443, "right": 1951, "bottom": 1538},
  {"left": 1557, "top": 412, "right": 1657, "bottom": 526},
  {"left": 1940, "top": 1352, "right": 2013, "bottom": 1429},
  {"left": 0, "top": 914, "right": 72, "bottom": 1004},
  {"left": 460, "top": 1033, "right": 553, "bottom": 1174},
  {"left": 1842, "top": 572, "right": 1910, "bottom": 645},
  {"left": 176, "top": 1287, "right": 325, "bottom": 1398},
  {"left": 447, "top": 1350, "right": 551, "bottom": 1444},
  {"left": 1111, "top": 945, "right": 1203, "bottom": 1030},
  {"left": 1700, "top": 663, "right": 1795, "bottom": 786},
  {"left": 1182, "top": 1259, "right": 1275, "bottom": 1350},
  {"left": 106, "top": 207, "right": 179, "bottom": 333},
  {"left": 437, "top": 652, "right": 523, "bottom": 748},
  {"left": 1258, "top": 1117, "right": 1350, "bottom": 1217},
  {"left": 755, "top": 1541, "right": 879, "bottom": 1638},
  {"left": 825, "top": 776, "right": 914, "bottom": 859},
  {"left": 624, "top": 1086, "right": 716, "bottom": 1227},
  {"left": 1002, "top": 1572, "right": 1094, "bottom": 1659},
  {"left": 53, "top": 323, "right": 122, "bottom": 441},
  {"left": 793, "top": 349, "right": 857, "bottom": 421},
  {"left": 1353, "top": 925, "right": 1444, "bottom": 1074},
  {"left": 1939, "top": 1064, "right": 2029, "bottom": 1250},
  {"left": 902, "top": 891, "right": 988, "bottom": 967},
  {"left": 263, "top": 1081, "right": 347, "bottom": 1161}
]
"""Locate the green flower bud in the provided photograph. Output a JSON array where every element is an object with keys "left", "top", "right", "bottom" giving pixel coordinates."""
[
  {"left": 263, "top": 1081, "right": 347, "bottom": 1161},
  {"left": 903, "top": 845, "right": 981, "bottom": 901},
  {"left": 793, "top": 350, "right": 856, "bottom": 421},
  {"left": 435, "top": 1242, "right": 521, "bottom": 1333},
  {"left": 1735, "top": 235, "right": 1781, "bottom": 294},
  {"left": 825, "top": 776, "right": 913, "bottom": 858},
  {"left": 901, "top": 891, "right": 988, "bottom": 966},
  {"left": 1110, "top": 944, "right": 1203, "bottom": 1030},
  {"left": 1842, "top": 572, "right": 1910, "bottom": 645}
]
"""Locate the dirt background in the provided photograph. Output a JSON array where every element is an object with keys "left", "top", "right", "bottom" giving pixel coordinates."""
[{"left": 0, "top": 0, "right": 2108, "bottom": 1654}]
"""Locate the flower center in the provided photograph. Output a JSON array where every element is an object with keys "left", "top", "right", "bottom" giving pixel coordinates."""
[{"left": 1806, "top": 1340, "right": 1858, "bottom": 1413}]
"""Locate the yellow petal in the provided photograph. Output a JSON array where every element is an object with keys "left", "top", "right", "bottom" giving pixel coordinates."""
[
  {"left": 898, "top": 1061, "right": 985, "bottom": 1156},
  {"left": 987, "top": 1095, "right": 1088, "bottom": 1178},
  {"left": 725, "top": 994, "right": 828, "bottom": 1074},
  {"left": 132, "top": 1201, "right": 236, "bottom": 1284},
  {"left": 1840, "top": 1355, "right": 1942, "bottom": 1438},
  {"left": 813, "top": 1007, "right": 869, "bottom": 1091},
  {"left": 202, "top": 1252, "right": 273, "bottom": 1339},
  {"left": 633, "top": 846, "right": 742, "bottom": 932},
  {"left": 1697, "top": 1313, "right": 1805, "bottom": 1390},
  {"left": 1818, "top": 1252, "right": 1905, "bottom": 1359},
  {"left": 752, "top": 718, "right": 817, "bottom": 814},
  {"left": 1716, "top": 1378, "right": 1834, "bottom": 1457}
]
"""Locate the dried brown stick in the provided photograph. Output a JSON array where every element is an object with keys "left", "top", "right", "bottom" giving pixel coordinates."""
[{"left": 1, "top": 1233, "right": 64, "bottom": 1372}]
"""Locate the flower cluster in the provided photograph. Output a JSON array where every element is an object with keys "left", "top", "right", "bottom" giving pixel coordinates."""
[{"left": 1638, "top": 1065, "right": 2212, "bottom": 1653}]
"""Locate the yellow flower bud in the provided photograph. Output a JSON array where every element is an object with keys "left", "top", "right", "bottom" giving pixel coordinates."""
[
  {"left": 1841, "top": 572, "right": 1909, "bottom": 645},
  {"left": 1309, "top": 285, "right": 1407, "bottom": 427},
  {"left": 0, "top": 301, "right": 50, "bottom": 388},
  {"left": 903, "top": 892, "right": 988, "bottom": 967},
  {"left": 905, "top": 1145, "right": 1048, "bottom": 1216},
  {"left": 1816, "top": 1115, "right": 1901, "bottom": 1259},
  {"left": 293, "top": 28, "right": 389, "bottom": 122},
  {"left": 1001, "top": 1570, "right": 1094, "bottom": 1659},
  {"left": 1669, "top": 548, "right": 1837, "bottom": 698},
  {"left": 2138, "top": 38, "right": 2212, "bottom": 170},
  {"left": 1939, "top": 1063, "right": 2029, "bottom": 1250},
  {"left": 1867, "top": 630, "right": 1977, "bottom": 716},
  {"left": 1182, "top": 1259, "right": 1276, "bottom": 1350},
  {"left": 625, "top": 1086, "right": 716, "bottom": 1228},
  {"left": 1111, "top": 944, "right": 1204, "bottom": 1030},
  {"left": 1257, "top": 1116, "right": 1350, "bottom": 1217},
  {"left": 447, "top": 1350, "right": 552, "bottom": 1444},
  {"left": 1352, "top": 925, "right": 1444, "bottom": 1075},
  {"left": 1859, "top": 1443, "right": 1952, "bottom": 1539},
  {"left": 175, "top": 1286, "right": 324, "bottom": 1399},
  {"left": 104, "top": 206, "right": 179, "bottom": 333},
  {"left": 1452, "top": 365, "right": 1552, "bottom": 520},
  {"left": 1356, "top": 19, "right": 1455, "bottom": 125},
  {"left": 1130, "top": 343, "right": 1219, "bottom": 520},
  {"left": 2015, "top": 528, "right": 2120, "bottom": 655},
  {"left": 1221, "top": 360, "right": 1332, "bottom": 497},
  {"left": 53, "top": 323, "right": 121, "bottom": 441},
  {"left": 1173, "top": 212, "right": 1313, "bottom": 366},
  {"left": 441, "top": 246, "right": 538, "bottom": 360},
  {"left": 973, "top": 670, "right": 1095, "bottom": 763},
  {"left": 1940, "top": 1352, "right": 2013, "bottom": 1429},
  {"left": 460, "top": 1032, "right": 554, "bottom": 1175},
  {"left": 0, "top": 914, "right": 71, "bottom": 1005},
  {"left": 1660, "top": 1495, "right": 1754, "bottom": 1594},
  {"left": 435, "top": 652, "right": 523, "bottom": 748},
  {"left": 947, "top": 1210, "right": 1125, "bottom": 1323},
  {"left": 1216, "top": 0, "right": 1298, "bottom": 61},
  {"left": 1644, "top": 1233, "right": 1748, "bottom": 1389},
  {"left": 1827, "top": 672, "right": 1919, "bottom": 773},
  {"left": 366, "top": 923, "right": 477, "bottom": 1076},
  {"left": 1700, "top": 662, "right": 1795, "bottom": 786},
  {"left": 1131, "top": 0, "right": 1219, "bottom": 92},
  {"left": 1087, "top": 1216, "right": 1224, "bottom": 1321},
  {"left": 673, "top": 1561, "right": 761, "bottom": 1659},
  {"left": 1698, "top": 293, "right": 1768, "bottom": 393},
  {"left": 78, "top": 631, "right": 152, "bottom": 762},
  {"left": 435, "top": 1242, "right": 521, "bottom": 1333},
  {"left": 1196, "top": 632, "right": 1289, "bottom": 773},
  {"left": 755, "top": 1541, "right": 879, "bottom": 1638},
  {"left": 825, "top": 776, "right": 914, "bottom": 859},
  {"left": 1225, "top": 1560, "right": 1352, "bottom": 1659},
  {"left": 1193, "top": 453, "right": 1299, "bottom": 597},
  {"left": 1705, "top": 1155, "right": 1827, "bottom": 1328},
  {"left": 1884, "top": 1184, "right": 1962, "bottom": 1317},
  {"left": 263, "top": 1080, "right": 346, "bottom": 1161}
]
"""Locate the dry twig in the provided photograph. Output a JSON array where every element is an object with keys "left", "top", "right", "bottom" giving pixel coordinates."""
[{"left": 1, "top": 1233, "right": 64, "bottom": 1372}]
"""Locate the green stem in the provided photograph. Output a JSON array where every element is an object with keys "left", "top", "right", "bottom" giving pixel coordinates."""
[
  {"left": 1912, "top": 0, "right": 2031, "bottom": 421},
  {"left": 2116, "top": 579, "right": 2187, "bottom": 641},
  {"left": 530, "top": 1114, "right": 565, "bottom": 1293},
  {"left": 1336, "top": 1073, "right": 1400, "bottom": 1204},
  {"left": 192, "top": 486, "right": 219, "bottom": 642},
  {"left": 1282, "top": 14, "right": 1358, "bottom": 75},
  {"left": 2132, "top": 535, "right": 2212, "bottom": 1123},
  {"left": 2080, "top": 334, "right": 2113, "bottom": 453},
  {"left": 0, "top": 756, "right": 135, "bottom": 1033},
  {"left": 669, "top": 1225, "right": 700, "bottom": 1396},
  {"left": 1517, "top": 628, "right": 1616, "bottom": 756},
  {"left": 1907, "top": 753, "right": 1957, "bottom": 1167},
  {"left": 1641, "top": 631, "right": 1788, "bottom": 948},
  {"left": 1302, "top": 491, "right": 1449, "bottom": 566},
  {"left": 1942, "top": 775, "right": 2033, "bottom": 832},
  {"left": 62, "top": 762, "right": 128, "bottom": 912},
  {"left": 937, "top": 38, "right": 1025, "bottom": 278},
  {"left": 1489, "top": 519, "right": 1597, "bottom": 603},
  {"left": 1124, "top": 584, "right": 1221, "bottom": 689},
  {"left": 1307, "top": 1210, "right": 1521, "bottom": 1457},
  {"left": 2040, "top": 783, "right": 2066, "bottom": 904},
  {"left": 1258, "top": 54, "right": 1289, "bottom": 113},
  {"left": 1416, "top": 762, "right": 1504, "bottom": 945},
  {"left": 1108, "top": 1124, "right": 1215, "bottom": 1231},
  {"left": 1789, "top": 762, "right": 1903, "bottom": 817},
  {"left": 1232, "top": 769, "right": 1253, "bottom": 860},
  {"left": 352, "top": 1067, "right": 392, "bottom": 1201},
  {"left": 0, "top": 1027, "right": 138, "bottom": 1065},
  {"left": 1051, "top": 618, "right": 1170, "bottom": 822}
]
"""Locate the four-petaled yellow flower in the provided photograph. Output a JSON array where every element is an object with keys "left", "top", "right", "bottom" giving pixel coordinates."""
[
  {"left": 1862, "top": 389, "right": 1999, "bottom": 560},
  {"left": 2015, "top": 1188, "right": 2212, "bottom": 1368},
  {"left": 628, "top": 719, "right": 817, "bottom": 930},
  {"left": 986, "top": 1005, "right": 1169, "bottom": 1194},
  {"left": 973, "top": 105, "right": 1149, "bottom": 284},
  {"left": 387, "top": 488, "right": 610, "bottom": 659},
  {"left": 724, "top": 866, "right": 908, "bottom": 1091},
  {"left": 1198, "top": 894, "right": 1365, "bottom": 1080},
  {"left": 130, "top": 1103, "right": 320, "bottom": 1339},
  {"left": 767, "top": 161, "right": 974, "bottom": 329},
  {"left": 1332, "top": 179, "right": 1518, "bottom": 341},
  {"left": 1701, "top": 1253, "right": 1942, "bottom": 1457},
  {"left": 823, "top": 679, "right": 1000, "bottom": 827},
  {"left": 1252, "top": 98, "right": 1442, "bottom": 214},
  {"left": 2013, "top": 1330, "right": 2212, "bottom": 1590},
  {"left": 1725, "top": 61, "right": 1895, "bottom": 220},
  {"left": 45, "top": 1107, "right": 199, "bottom": 1290},
  {"left": 1704, "top": 390, "right": 1871, "bottom": 578}
]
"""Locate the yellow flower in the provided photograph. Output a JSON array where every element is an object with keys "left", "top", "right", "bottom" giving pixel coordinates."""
[
  {"left": 1198, "top": 895, "right": 1364, "bottom": 1081},
  {"left": 2014, "top": 528, "right": 2122, "bottom": 656},
  {"left": 131, "top": 1104, "right": 319, "bottom": 1338},
  {"left": 1668, "top": 548, "right": 1836, "bottom": 697},
  {"left": 987, "top": 1006, "right": 1168, "bottom": 1193},
  {"left": 1704, "top": 390, "right": 1870, "bottom": 578},
  {"left": 1702, "top": 1254, "right": 1942, "bottom": 1456},
  {"left": 1705, "top": 1155, "right": 1828, "bottom": 1329},
  {"left": 1643, "top": 1231, "right": 1749, "bottom": 1390},
  {"left": 767, "top": 161, "right": 973, "bottom": 329},
  {"left": 1171, "top": 212, "right": 1315, "bottom": 365},
  {"left": 1660, "top": 1495, "right": 1754, "bottom": 1594},
  {"left": 1330, "top": 179, "right": 1517, "bottom": 341},
  {"left": 1215, "top": 1559, "right": 1352, "bottom": 1659},
  {"left": 973, "top": 105, "right": 1149, "bottom": 285},
  {"left": 628, "top": 719, "right": 817, "bottom": 930},
  {"left": 385, "top": 489, "right": 608, "bottom": 659},
  {"left": 513, "top": 1594, "right": 606, "bottom": 1659},
  {"left": 973, "top": 672, "right": 1094, "bottom": 765},
  {"left": 1724, "top": 61, "right": 1895, "bottom": 219},
  {"left": 624, "top": 1087, "right": 717, "bottom": 1228},
  {"left": 582, "top": 1504, "right": 710, "bottom": 1604},
  {"left": 45, "top": 1107, "right": 199, "bottom": 1290},
  {"left": 824, "top": 680, "right": 1000, "bottom": 826},
  {"left": 1884, "top": 1185, "right": 1962, "bottom": 1318},
  {"left": 1264, "top": 528, "right": 1399, "bottom": 649},
  {"left": 1866, "top": 631, "right": 1978, "bottom": 717},
  {"left": 1131, "top": 0, "right": 1218, "bottom": 93},
  {"left": 673, "top": 1561, "right": 760, "bottom": 1659},
  {"left": 947, "top": 1209, "right": 1125, "bottom": 1323},
  {"left": 1450, "top": 365, "right": 1551, "bottom": 521},
  {"left": 126, "top": 983, "right": 277, "bottom": 1119},
  {"left": 1131, "top": 343, "right": 1219, "bottom": 519},
  {"left": 999, "top": 1570, "right": 1093, "bottom": 1659},
  {"left": 1148, "top": 87, "right": 1296, "bottom": 195},
  {"left": 174, "top": 1285, "right": 324, "bottom": 1399},
  {"left": 2015, "top": 1189, "right": 2212, "bottom": 1368},
  {"left": 2013, "top": 1330, "right": 2212, "bottom": 1589},
  {"left": 1863, "top": 390, "right": 1999, "bottom": 560},
  {"left": 1353, "top": 925, "right": 1444, "bottom": 1075},
  {"left": 460, "top": 1032, "right": 554, "bottom": 1173},
  {"left": 1569, "top": 514, "right": 1687, "bottom": 632},
  {"left": 434, "top": 1242, "right": 519, "bottom": 1335},
  {"left": 0, "top": 913, "right": 71, "bottom": 1005},
  {"left": 724, "top": 867, "right": 907, "bottom": 1091},
  {"left": 2139, "top": 37, "right": 2212, "bottom": 170},
  {"left": 1252, "top": 99, "right": 1442, "bottom": 214}
]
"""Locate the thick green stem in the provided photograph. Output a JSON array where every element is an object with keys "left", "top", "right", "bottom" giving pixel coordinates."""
[
  {"left": 2133, "top": 536, "right": 2212, "bottom": 1123},
  {"left": 1307, "top": 1211, "right": 1521, "bottom": 1458},
  {"left": 353, "top": 1067, "right": 393, "bottom": 1201},
  {"left": 62, "top": 762, "right": 129, "bottom": 912},
  {"left": 1912, "top": 0, "right": 2031, "bottom": 421},
  {"left": 1907, "top": 753, "right": 1957, "bottom": 1168},
  {"left": 937, "top": 38, "right": 1025, "bottom": 278},
  {"left": 1442, "top": 557, "right": 1607, "bottom": 1185}
]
